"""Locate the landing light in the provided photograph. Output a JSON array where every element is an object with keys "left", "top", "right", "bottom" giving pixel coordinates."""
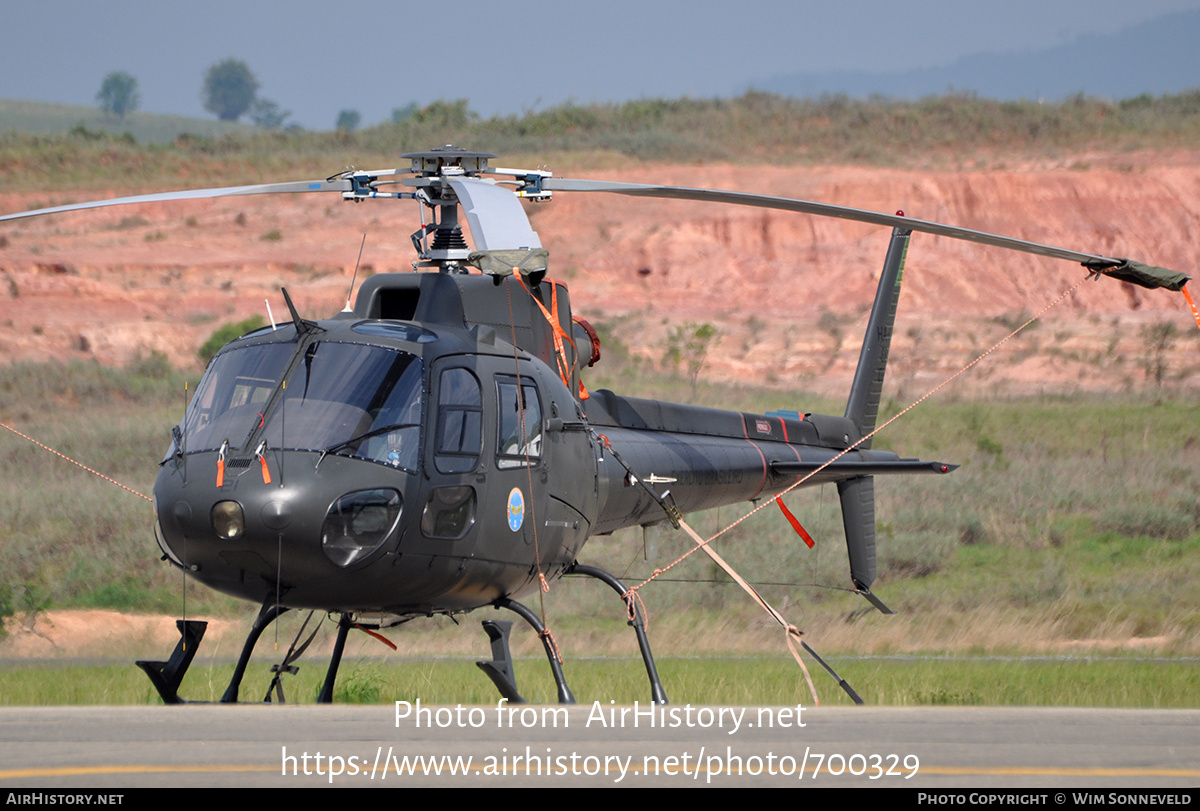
[
  {"left": 211, "top": 501, "right": 245, "bottom": 540},
  {"left": 321, "top": 489, "right": 403, "bottom": 567}
]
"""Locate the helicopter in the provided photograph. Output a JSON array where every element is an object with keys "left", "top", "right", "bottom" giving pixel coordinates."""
[{"left": 1, "top": 145, "right": 1189, "bottom": 706}]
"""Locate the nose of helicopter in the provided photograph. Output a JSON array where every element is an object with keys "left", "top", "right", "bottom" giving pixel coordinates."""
[{"left": 154, "top": 450, "right": 410, "bottom": 605}]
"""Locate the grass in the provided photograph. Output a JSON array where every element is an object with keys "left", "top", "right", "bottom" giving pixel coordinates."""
[
  {"left": 0, "top": 655, "right": 1195, "bottom": 707},
  {"left": 1, "top": 356, "right": 1198, "bottom": 705},
  {"left": 2, "top": 358, "right": 1198, "bottom": 628},
  {"left": 0, "top": 98, "right": 253, "bottom": 145},
  {"left": 0, "top": 358, "right": 243, "bottom": 617}
]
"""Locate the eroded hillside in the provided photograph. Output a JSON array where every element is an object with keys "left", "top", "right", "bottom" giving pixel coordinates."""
[{"left": 2, "top": 153, "right": 1199, "bottom": 397}]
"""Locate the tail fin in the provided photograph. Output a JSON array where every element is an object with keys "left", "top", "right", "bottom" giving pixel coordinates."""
[
  {"left": 839, "top": 227, "right": 910, "bottom": 613},
  {"left": 838, "top": 476, "right": 876, "bottom": 590},
  {"left": 844, "top": 226, "right": 911, "bottom": 445},
  {"left": 838, "top": 477, "right": 894, "bottom": 613}
]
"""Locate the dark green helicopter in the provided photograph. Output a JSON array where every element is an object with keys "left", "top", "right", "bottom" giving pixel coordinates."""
[{"left": 2, "top": 146, "right": 1188, "bottom": 705}]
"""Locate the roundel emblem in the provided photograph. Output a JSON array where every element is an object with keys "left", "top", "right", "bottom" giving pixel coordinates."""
[{"left": 506, "top": 487, "right": 525, "bottom": 532}]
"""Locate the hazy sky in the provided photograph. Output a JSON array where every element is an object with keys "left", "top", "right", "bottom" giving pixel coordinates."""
[{"left": 6, "top": 0, "right": 1200, "bottom": 129}]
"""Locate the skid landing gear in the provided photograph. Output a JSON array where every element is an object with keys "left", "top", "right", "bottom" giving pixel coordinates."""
[
  {"left": 478, "top": 598, "right": 576, "bottom": 704},
  {"left": 137, "top": 600, "right": 356, "bottom": 704},
  {"left": 316, "top": 614, "right": 353, "bottom": 704},
  {"left": 570, "top": 563, "right": 668, "bottom": 704},
  {"left": 476, "top": 567, "right": 669, "bottom": 706},
  {"left": 135, "top": 619, "right": 207, "bottom": 705},
  {"left": 222, "top": 601, "right": 289, "bottom": 703},
  {"left": 475, "top": 620, "right": 524, "bottom": 703}
]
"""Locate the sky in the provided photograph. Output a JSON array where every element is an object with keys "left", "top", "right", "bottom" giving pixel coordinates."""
[{"left": 5, "top": 0, "right": 1200, "bottom": 130}]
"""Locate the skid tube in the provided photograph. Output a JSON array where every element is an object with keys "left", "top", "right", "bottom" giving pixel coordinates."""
[{"left": 137, "top": 601, "right": 356, "bottom": 704}]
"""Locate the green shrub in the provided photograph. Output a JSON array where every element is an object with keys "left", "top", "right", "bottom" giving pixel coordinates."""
[
  {"left": 1099, "top": 503, "right": 1197, "bottom": 540},
  {"left": 0, "top": 583, "right": 13, "bottom": 640},
  {"left": 198, "top": 315, "right": 266, "bottom": 363}
]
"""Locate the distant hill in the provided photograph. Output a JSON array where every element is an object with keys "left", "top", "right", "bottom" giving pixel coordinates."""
[
  {"left": 0, "top": 98, "right": 256, "bottom": 144},
  {"left": 757, "top": 9, "right": 1200, "bottom": 102}
]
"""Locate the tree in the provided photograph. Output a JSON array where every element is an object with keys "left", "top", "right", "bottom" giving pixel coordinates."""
[
  {"left": 96, "top": 72, "right": 139, "bottom": 119},
  {"left": 335, "top": 109, "right": 361, "bottom": 132},
  {"left": 1140, "top": 321, "right": 1179, "bottom": 395},
  {"left": 391, "top": 103, "right": 417, "bottom": 124},
  {"left": 250, "top": 98, "right": 290, "bottom": 130},
  {"left": 414, "top": 98, "right": 477, "bottom": 128},
  {"left": 202, "top": 59, "right": 258, "bottom": 121},
  {"left": 665, "top": 322, "right": 719, "bottom": 399}
]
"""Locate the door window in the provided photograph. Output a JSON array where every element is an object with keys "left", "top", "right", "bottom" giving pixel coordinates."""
[
  {"left": 435, "top": 368, "right": 483, "bottom": 474},
  {"left": 496, "top": 377, "right": 542, "bottom": 469}
]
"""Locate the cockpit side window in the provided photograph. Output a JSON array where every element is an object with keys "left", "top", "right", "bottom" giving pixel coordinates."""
[
  {"left": 496, "top": 376, "right": 542, "bottom": 470},
  {"left": 183, "top": 342, "right": 294, "bottom": 453},
  {"left": 435, "top": 368, "right": 483, "bottom": 474}
]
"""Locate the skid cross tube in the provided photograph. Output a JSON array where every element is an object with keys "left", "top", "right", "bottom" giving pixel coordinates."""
[
  {"left": 222, "top": 602, "right": 290, "bottom": 703},
  {"left": 494, "top": 597, "right": 576, "bottom": 704},
  {"left": 316, "top": 613, "right": 353, "bottom": 704},
  {"left": 570, "top": 563, "right": 668, "bottom": 704}
]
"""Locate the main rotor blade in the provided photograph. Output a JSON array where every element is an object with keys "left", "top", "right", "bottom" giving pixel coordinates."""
[
  {"left": 542, "top": 178, "right": 1190, "bottom": 288},
  {"left": 0, "top": 178, "right": 354, "bottom": 223}
]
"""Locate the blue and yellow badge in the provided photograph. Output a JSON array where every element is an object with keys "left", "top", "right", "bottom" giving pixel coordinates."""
[{"left": 506, "top": 487, "right": 525, "bottom": 532}]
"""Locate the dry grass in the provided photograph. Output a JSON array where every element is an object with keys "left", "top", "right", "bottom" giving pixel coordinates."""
[
  {"left": 1, "top": 360, "right": 1197, "bottom": 670},
  {"left": 8, "top": 90, "right": 1200, "bottom": 193}
]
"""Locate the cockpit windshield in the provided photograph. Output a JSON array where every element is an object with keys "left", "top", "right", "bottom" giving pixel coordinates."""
[
  {"left": 263, "top": 342, "right": 422, "bottom": 470},
  {"left": 184, "top": 342, "right": 292, "bottom": 453},
  {"left": 181, "top": 340, "right": 423, "bottom": 472}
]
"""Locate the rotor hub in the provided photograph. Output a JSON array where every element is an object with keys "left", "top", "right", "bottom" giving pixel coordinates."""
[{"left": 402, "top": 145, "right": 496, "bottom": 178}]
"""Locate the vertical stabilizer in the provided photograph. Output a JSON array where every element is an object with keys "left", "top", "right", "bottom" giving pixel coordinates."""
[
  {"left": 838, "top": 228, "right": 910, "bottom": 614},
  {"left": 844, "top": 226, "right": 911, "bottom": 447},
  {"left": 838, "top": 477, "right": 875, "bottom": 588},
  {"left": 839, "top": 475, "right": 895, "bottom": 613}
]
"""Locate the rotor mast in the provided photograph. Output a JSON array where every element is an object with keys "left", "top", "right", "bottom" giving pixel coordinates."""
[{"left": 401, "top": 147, "right": 496, "bottom": 271}]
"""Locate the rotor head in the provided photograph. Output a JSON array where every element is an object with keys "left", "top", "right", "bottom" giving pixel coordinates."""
[{"left": 402, "top": 146, "right": 497, "bottom": 178}]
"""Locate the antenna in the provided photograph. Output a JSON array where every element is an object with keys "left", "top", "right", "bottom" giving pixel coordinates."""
[
  {"left": 280, "top": 287, "right": 321, "bottom": 336},
  {"left": 343, "top": 235, "right": 367, "bottom": 312}
]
